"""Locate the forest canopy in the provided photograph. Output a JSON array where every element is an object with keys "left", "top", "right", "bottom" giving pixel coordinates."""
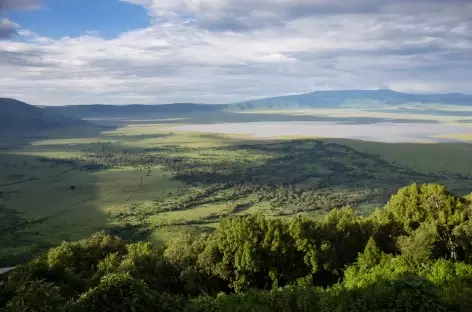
[{"left": 2, "top": 183, "right": 472, "bottom": 312}]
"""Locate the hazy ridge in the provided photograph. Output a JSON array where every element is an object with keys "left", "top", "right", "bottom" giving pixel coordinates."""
[{"left": 31, "top": 89, "right": 472, "bottom": 118}]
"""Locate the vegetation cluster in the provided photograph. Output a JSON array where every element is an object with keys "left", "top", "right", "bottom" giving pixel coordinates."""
[
  {"left": 63, "top": 140, "right": 472, "bottom": 216},
  {"left": 2, "top": 183, "right": 472, "bottom": 311}
]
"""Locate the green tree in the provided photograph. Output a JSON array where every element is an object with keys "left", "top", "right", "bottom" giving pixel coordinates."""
[
  {"left": 66, "top": 273, "right": 156, "bottom": 312},
  {"left": 288, "top": 215, "right": 321, "bottom": 277},
  {"left": 199, "top": 214, "right": 306, "bottom": 292},
  {"left": 421, "top": 259, "right": 472, "bottom": 312},
  {"left": 120, "top": 242, "right": 181, "bottom": 293},
  {"left": 397, "top": 223, "right": 444, "bottom": 266},
  {"left": 356, "top": 237, "right": 383, "bottom": 270},
  {"left": 366, "top": 208, "right": 405, "bottom": 254},
  {"left": 386, "top": 183, "right": 471, "bottom": 260},
  {"left": 164, "top": 234, "right": 222, "bottom": 296},
  {"left": 47, "top": 231, "right": 127, "bottom": 279},
  {"left": 358, "top": 277, "right": 449, "bottom": 312},
  {"left": 453, "top": 220, "right": 472, "bottom": 263},
  {"left": 6, "top": 280, "right": 64, "bottom": 312},
  {"left": 344, "top": 255, "right": 411, "bottom": 289},
  {"left": 318, "top": 207, "right": 370, "bottom": 279},
  {"left": 94, "top": 242, "right": 182, "bottom": 294}
]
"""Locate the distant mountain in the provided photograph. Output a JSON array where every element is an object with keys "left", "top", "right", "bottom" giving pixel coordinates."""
[
  {"left": 43, "top": 103, "right": 224, "bottom": 118},
  {"left": 230, "top": 89, "right": 472, "bottom": 110},
  {"left": 0, "top": 98, "right": 91, "bottom": 134},
  {"left": 38, "top": 90, "right": 472, "bottom": 119}
]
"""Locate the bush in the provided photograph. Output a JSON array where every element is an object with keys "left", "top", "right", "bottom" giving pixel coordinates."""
[
  {"left": 355, "top": 277, "right": 450, "bottom": 312},
  {"left": 397, "top": 223, "right": 444, "bottom": 266},
  {"left": 185, "top": 277, "right": 451, "bottom": 312},
  {"left": 421, "top": 259, "right": 472, "bottom": 312},
  {"left": 5, "top": 280, "right": 64, "bottom": 312},
  {"left": 0, "top": 281, "right": 9, "bottom": 309},
  {"left": 47, "top": 231, "right": 127, "bottom": 279},
  {"left": 66, "top": 273, "right": 156, "bottom": 312}
]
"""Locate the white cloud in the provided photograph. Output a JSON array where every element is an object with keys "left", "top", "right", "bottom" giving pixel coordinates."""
[
  {"left": 0, "top": 18, "right": 18, "bottom": 38},
  {"left": 0, "top": 0, "right": 41, "bottom": 10},
  {"left": 0, "top": 0, "right": 471, "bottom": 105}
]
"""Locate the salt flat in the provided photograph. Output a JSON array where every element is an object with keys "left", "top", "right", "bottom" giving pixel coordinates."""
[{"left": 176, "top": 121, "right": 472, "bottom": 143}]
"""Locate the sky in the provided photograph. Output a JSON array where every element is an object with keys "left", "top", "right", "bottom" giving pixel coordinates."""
[{"left": 0, "top": 0, "right": 471, "bottom": 106}]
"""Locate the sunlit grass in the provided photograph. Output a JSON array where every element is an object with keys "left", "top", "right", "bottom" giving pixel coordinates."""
[
  {"left": 435, "top": 133, "right": 472, "bottom": 142},
  {"left": 234, "top": 108, "right": 472, "bottom": 123}
]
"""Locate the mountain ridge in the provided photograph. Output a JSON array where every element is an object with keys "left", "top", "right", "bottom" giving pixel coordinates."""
[
  {"left": 42, "top": 103, "right": 223, "bottom": 118},
  {"left": 4, "top": 89, "right": 472, "bottom": 120},
  {"left": 0, "top": 98, "right": 92, "bottom": 134},
  {"left": 231, "top": 89, "right": 472, "bottom": 110}
]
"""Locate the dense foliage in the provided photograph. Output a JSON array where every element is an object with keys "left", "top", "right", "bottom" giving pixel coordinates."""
[{"left": 2, "top": 183, "right": 472, "bottom": 311}]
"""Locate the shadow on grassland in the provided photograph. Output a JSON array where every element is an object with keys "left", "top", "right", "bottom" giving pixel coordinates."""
[
  {"left": 324, "top": 138, "right": 472, "bottom": 179},
  {"left": 166, "top": 139, "right": 472, "bottom": 205},
  {"left": 0, "top": 123, "right": 116, "bottom": 151},
  {"left": 0, "top": 154, "right": 107, "bottom": 267}
]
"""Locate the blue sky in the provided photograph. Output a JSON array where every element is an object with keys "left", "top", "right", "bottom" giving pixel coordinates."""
[
  {"left": 1, "top": 0, "right": 471, "bottom": 105},
  {"left": 5, "top": 0, "right": 149, "bottom": 39}
]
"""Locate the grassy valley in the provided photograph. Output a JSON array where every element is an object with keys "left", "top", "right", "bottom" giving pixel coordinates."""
[{"left": 1, "top": 105, "right": 472, "bottom": 265}]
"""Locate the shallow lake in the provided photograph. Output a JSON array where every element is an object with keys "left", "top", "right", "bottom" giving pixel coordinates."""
[{"left": 176, "top": 121, "right": 472, "bottom": 143}]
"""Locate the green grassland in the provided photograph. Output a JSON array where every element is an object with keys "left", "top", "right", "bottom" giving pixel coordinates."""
[
  {"left": 327, "top": 139, "right": 472, "bottom": 176},
  {"left": 1, "top": 113, "right": 472, "bottom": 266}
]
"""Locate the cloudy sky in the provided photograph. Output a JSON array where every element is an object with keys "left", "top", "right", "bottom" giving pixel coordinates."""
[{"left": 1, "top": 0, "right": 471, "bottom": 105}]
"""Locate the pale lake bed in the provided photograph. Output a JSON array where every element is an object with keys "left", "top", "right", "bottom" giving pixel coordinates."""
[{"left": 175, "top": 121, "right": 472, "bottom": 143}]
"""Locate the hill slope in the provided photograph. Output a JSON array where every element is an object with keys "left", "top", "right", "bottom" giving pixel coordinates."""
[
  {"left": 43, "top": 103, "right": 224, "bottom": 118},
  {"left": 231, "top": 89, "right": 472, "bottom": 110},
  {"left": 0, "top": 98, "right": 91, "bottom": 134}
]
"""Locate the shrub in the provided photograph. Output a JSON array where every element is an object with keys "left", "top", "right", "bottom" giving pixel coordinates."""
[
  {"left": 5, "top": 280, "right": 64, "bottom": 312},
  {"left": 65, "top": 273, "right": 156, "bottom": 312},
  {"left": 421, "top": 259, "right": 472, "bottom": 312}
]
